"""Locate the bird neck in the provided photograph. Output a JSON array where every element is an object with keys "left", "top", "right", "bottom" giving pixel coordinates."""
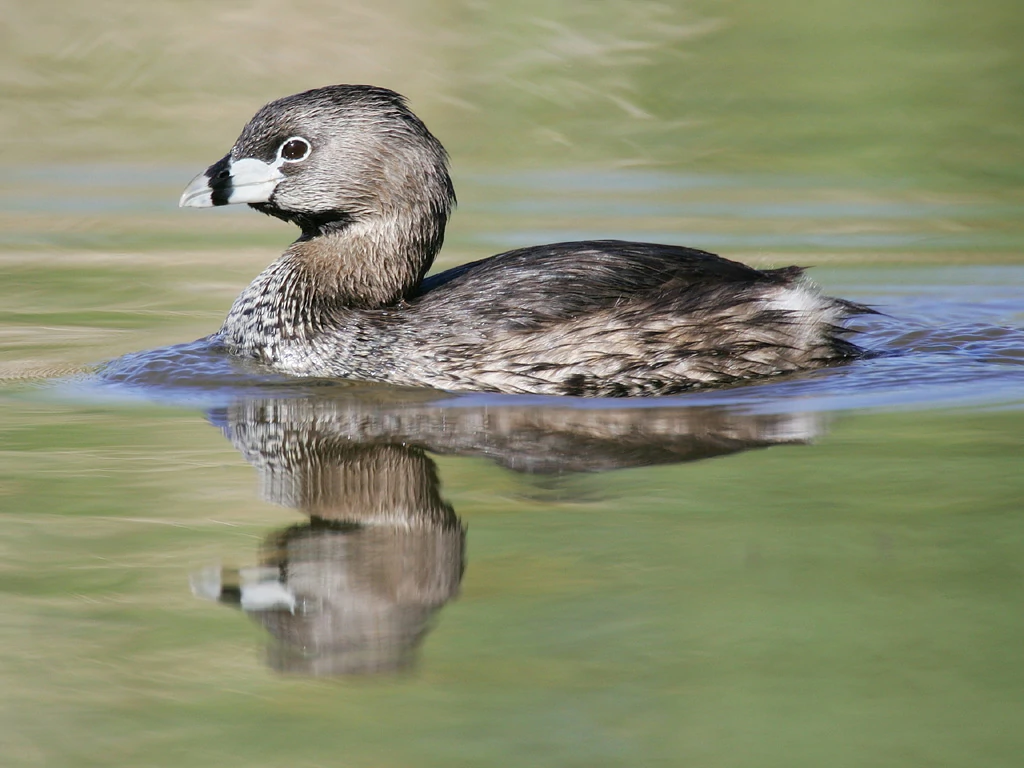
[
  {"left": 283, "top": 206, "right": 446, "bottom": 309},
  {"left": 219, "top": 204, "right": 449, "bottom": 360}
]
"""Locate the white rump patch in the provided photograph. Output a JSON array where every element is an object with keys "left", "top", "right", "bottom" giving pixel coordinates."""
[
  {"left": 767, "top": 284, "right": 839, "bottom": 321},
  {"left": 765, "top": 285, "right": 828, "bottom": 316},
  {"left": 762, "top": 283, "right": 840, "bottom": 345}
]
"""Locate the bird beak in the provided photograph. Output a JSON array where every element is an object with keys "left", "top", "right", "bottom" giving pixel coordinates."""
[{"left": 179, "top": 154, "right": 286, "bottom": 208}]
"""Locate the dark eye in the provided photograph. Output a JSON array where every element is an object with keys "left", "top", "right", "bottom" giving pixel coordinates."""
[{"left": 280, "top": 137, "right": 310, "bottom": 162}]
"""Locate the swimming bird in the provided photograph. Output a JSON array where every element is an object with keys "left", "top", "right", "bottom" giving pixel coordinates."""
[{"left": 179, "top": 85, "right": 870, "bottom": 396}]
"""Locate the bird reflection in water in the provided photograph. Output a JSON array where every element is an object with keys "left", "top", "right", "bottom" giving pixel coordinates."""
[{"left": 191, "top": 386, "right": 825, "bottom": 676}]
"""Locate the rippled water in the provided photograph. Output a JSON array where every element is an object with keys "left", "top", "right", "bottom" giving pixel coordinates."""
[{"left": 2, "top": 1, "right": 1024, "bottom": 766}]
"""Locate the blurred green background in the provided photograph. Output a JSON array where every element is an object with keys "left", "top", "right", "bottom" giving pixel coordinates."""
[
  {"left": 4, "top": 0, "right": 1024, "bottom": 184},
  {"left": 1, "top": 1, "right": 1023, "bottom": 766}
]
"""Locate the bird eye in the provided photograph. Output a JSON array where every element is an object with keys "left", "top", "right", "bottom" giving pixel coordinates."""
[{"left": 279, "top": 137, "right": 311, "bottom": 162}]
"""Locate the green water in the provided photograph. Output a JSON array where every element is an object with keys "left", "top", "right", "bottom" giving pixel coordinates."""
[{"left": 2, "top": 1, "right": 1024, "bottom": 766}]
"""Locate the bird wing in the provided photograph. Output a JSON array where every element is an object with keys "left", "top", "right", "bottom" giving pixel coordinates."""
[{"left": 411, "top": 240, "right": 794, "bottom": 331}]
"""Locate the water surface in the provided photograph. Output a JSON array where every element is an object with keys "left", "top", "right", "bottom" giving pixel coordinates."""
[{"left": 2, "top": 1, "right": 1023, "bottom": 766}]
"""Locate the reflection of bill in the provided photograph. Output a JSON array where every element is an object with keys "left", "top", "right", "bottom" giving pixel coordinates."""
[
  {"left": 192, "top": 392, "right": 825, "bottom": 676},
  {"left": 192, "top": 443, "right": 464, "bottom": 676}
]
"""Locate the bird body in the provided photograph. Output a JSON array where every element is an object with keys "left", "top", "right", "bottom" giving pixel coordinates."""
[{"left": 180, "top": 85, "right": 870, "bottom": 396}]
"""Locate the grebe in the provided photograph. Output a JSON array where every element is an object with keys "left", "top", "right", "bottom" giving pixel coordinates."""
[{"left": 179, "top": 85, "right": 870, "bottom": 396}]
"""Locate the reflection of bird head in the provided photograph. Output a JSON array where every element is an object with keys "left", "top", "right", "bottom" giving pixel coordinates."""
[
  {"left": 256, "top": 518, "right": 464, "bottom": 676},
  {"left": 199, "top": 396, "right": 470, "bottom": 676},
  {"left": 191, "top": 437, "right": 464, "bottom": 677}
]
